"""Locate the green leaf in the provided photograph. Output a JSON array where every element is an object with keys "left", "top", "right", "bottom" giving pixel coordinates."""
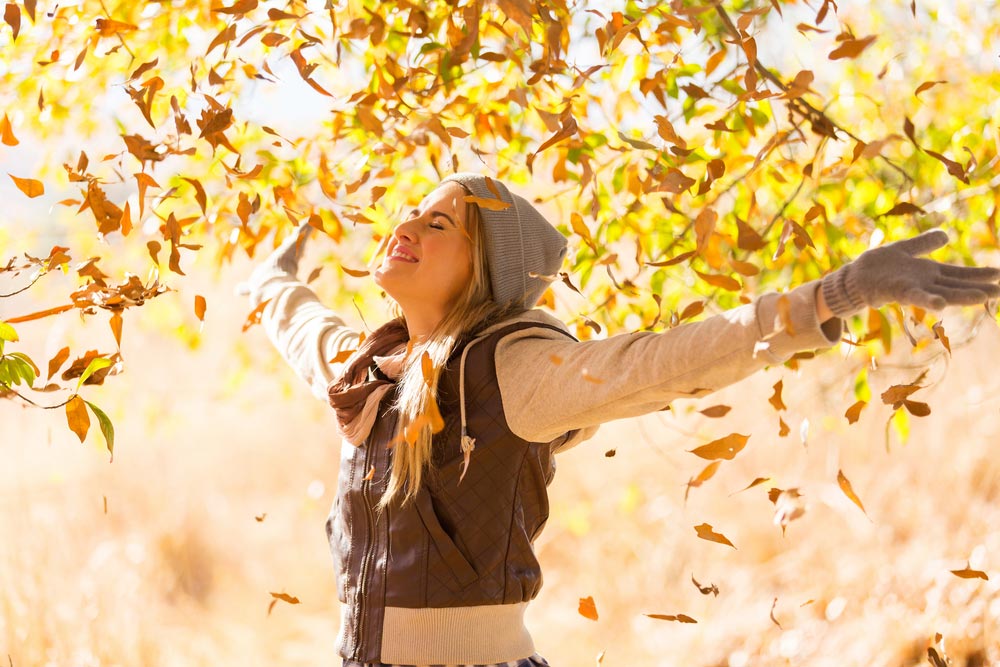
[
  {"left": 0, "top": 320, "right": 17, "bottom": 343},
  {"left": 77, "top": 357, "right": 112, "bottom": 390},
  {"left": 84, "top": 400, "right": 115, "bottom": 458},
  {"left": 0, "top": 359, "right": 14, "bottom": 387},
  {"left": 7, "top": 353, "right": 37, "bottom": 387}
]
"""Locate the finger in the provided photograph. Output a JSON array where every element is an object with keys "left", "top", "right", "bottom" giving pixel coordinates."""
[
  {"left": 891, "top": 229, "right": 949, "bottom": 257},
  {"left": 900, "top": 287, "right": 946, "bottom": 311},
  {"left": 935, "top": 276, "right": 1000, "bottom": 298},
  {"left": 937, "top": 263, "right": 1000, "bottom": 282},
  {"left": 923, "top": 285, "right": 991, "bottom": 306}
]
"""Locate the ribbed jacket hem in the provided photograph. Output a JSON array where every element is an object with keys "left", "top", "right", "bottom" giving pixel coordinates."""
[{"left": 379, "top": 602, "right": 535, "bottom": 664}]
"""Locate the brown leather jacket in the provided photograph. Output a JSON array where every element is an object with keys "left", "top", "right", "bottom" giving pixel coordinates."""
[{"left": 325, "top": 321, "right": 578, "bottom": 663}]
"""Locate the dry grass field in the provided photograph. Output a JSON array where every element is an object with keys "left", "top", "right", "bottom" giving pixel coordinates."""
[{"left": 2, "top": 261, "right": 999, "bottom": 667}]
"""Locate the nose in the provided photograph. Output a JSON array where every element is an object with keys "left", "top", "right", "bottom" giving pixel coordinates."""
[{"left": 393, "top": 216, "right": 420, "bottom": 243}]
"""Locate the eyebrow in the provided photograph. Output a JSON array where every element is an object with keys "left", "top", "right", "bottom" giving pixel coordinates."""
[{"left": 409, "top": 207, "right": 458, "bottom": 227}]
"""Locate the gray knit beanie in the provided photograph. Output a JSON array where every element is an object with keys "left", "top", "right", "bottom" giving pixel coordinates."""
[{"left": 441, "top": 173, "right": 567, "bottom": 309}]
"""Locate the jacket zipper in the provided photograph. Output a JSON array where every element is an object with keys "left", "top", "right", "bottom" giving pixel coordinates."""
[{"left": 353, "top": 433, "right": 377, "bottom": 657}]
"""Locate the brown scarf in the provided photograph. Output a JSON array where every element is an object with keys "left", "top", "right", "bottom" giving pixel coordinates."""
[{"left": 327, "top": 319, "right": 410, "bottom": 446}]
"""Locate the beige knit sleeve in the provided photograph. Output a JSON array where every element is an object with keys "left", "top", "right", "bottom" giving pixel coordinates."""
[
  {"left": 495, "top": 280, "right": 842, "bottom": 450},
  {"left": 246, "top": 259, "right": 361, "bottom": 401}
]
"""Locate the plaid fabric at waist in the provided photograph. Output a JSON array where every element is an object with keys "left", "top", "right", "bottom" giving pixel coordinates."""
[{"left": 343, "top": 653, "right": 550, "bottom": 667}]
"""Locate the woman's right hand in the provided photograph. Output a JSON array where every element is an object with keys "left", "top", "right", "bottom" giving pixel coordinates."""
[{"left": 271, "top": 220, "right": 316, "bottom": 276}]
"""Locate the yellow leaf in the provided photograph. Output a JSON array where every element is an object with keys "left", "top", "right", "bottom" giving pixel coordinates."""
[
  {"left": 9, "top": 173, "right": 44, "bottom": 198},
  {"left": 65, "top": 395, "right": 90, "bottom": 442},
  {"left": 694, "top": 523, "right": 736, "bottom": 549},
  {"left": 578, "top": 595, "right": 599, "bottom": 621},
  {"left": 689, "top": 433, "right": 749, "bottom": 461},
  {"left": 837, "top": 469, "right": 869, "bottom": 518},
  {"left": 0, "top": 113, "right": 18, "bottom": 146}
]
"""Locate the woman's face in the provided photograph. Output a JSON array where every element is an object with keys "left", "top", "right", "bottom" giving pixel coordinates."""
[{"left": 374, "top": 182, "right": 474, "bottom": 333}]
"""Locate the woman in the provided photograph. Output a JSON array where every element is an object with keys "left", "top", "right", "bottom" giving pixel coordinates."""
[{"left": 245, "top": 173, "right": 1000, "bottom": 667}]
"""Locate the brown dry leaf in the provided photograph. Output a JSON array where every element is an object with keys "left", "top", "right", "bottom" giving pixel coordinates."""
[
  {"left": 679, "top": 300, "right": 705, "bottom": 321},
  {"left": 645, "top": 613, "right": 697, "bottom": 623},
  {"left": 915, "top": 80, "right": 947, "bottom": 97},
  {"left": 578, "top": 595, "right": 599, "bottom": 621},
  {"left": 5, "top": 303, "right": 74, "bottom": 324},
  {"left": 932, "top": 321, "right": 951, "bottom": 354},
  {"left": 881, "top": 202, "right": 925, "bottom": 217},
  {"left": 828, "top": 34, "right": 877, "bottom": 60},
  {"left": 837, "top": 469, "right": 870, "bottom": 518},
  {"left": 928, "top": 647, "right": 948, "bottom": 667},
  {"left": 699, "top": 404, "right": 731, "bottom": 418},
  {"left": 845, "top": 400, "right": 867, "bottom": 424},
  {"left": 733, "top": 477, "right": 770, "bottom": 495},
  {"left": 46, "top": 346, "right": 70, "bottom": 380},
  {"left": 769, "top": 598, "right": 781, "bottom": 628},
  {"left": 648, "top": 250, "right": 695, "bottom": 267},
  {"left": 0, "top": 113, "right": 18, "bottom": 145},
  {"left": 685, "top": 461, "right": 721, "bottom": 501},
  {"left": 695, "top": 270, "right": 741, "bottom": 291},
  {"left": 604, "top": 449, "right": 616, "bottom": 457},
  {"left": 194, "top": 295, "right": 207, "bottom": 322},
  {"left": 769, "top": 380, "right": 787, "bottom": 411},
  {"left": 950, "top": 564, "right": 989, "bottom": 580},
  {"left": 66, "top": 395, "right": 90, "bottom": 442},
  {"left": 211, "top": 0, "right": 257, "bottom": 14},
  {"left": 242, "top": 299, "right": 270, "bottom": 332},
  {"left": 778, "top": 417, "right": 790, "bottom": 437},
  {"left": 691, "top": 575, "right": 719, "bottom": 596},
  {"left": 904, "top": 400, "right": 931, "bottom": 417},
  {"left": 95, "top": 18, "right": 137, "bottom": 37},
  {"left": 694, "top": 523, "right": 736, "bottom": 549},
  {"left": 342, "top": 266, "right": 369, "bottom": 278},
  {"left": 880, "top": 383, "right": 921, "bottom": 407},
  {"left": 9, "top": 173, "right": 44, "bottom": 198},
  {"left": 255, "top": 513, "right": 266, "bottom": 522},
  {"left": 689, "top": 433, "right": 749, "bottom": 461},
  {"left": 4, "top": 2, "right": 20, "bottom": 40}
]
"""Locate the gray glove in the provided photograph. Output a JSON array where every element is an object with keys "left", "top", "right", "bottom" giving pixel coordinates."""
[
  {"left": 271, "top": 221, "right": 315, "bottom": 276},
  {"left": 820, "top": 229, "right": 1000, "bottom": 318}
]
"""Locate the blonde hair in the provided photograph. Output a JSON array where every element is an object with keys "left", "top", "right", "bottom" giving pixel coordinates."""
[{"left": 379, "top": 194, "right": 522, "bottom": 508}]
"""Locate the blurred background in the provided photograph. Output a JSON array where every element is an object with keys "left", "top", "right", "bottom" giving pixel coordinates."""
[{"left": 2, "top": 251, "right": 998, "bottom": 667}]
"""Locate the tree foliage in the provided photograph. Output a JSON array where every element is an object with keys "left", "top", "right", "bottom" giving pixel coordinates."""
[{"left": 1, "top": 0, "right": 999, "bottom": 453}]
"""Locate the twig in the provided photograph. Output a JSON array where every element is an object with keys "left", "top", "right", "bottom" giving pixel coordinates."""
[{"left": 0, "top": 382, "right": 75, "bottom": 409}]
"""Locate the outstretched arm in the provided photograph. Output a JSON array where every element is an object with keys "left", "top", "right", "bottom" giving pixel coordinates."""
[{"left": 245, "top": 223, "right": 361, "bottom": 400}]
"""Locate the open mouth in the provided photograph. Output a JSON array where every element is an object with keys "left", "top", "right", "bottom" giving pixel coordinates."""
[{"left": 389, "top": 247, "right": 418, "bottom": 262}]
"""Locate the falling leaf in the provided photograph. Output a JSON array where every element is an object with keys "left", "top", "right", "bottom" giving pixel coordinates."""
[
  {"left": 110, "top": 312, "right": 123, "bottom": 348},
  {"left": 66, "top": 395, "right": 90, "bottom": 442},
  {"left": 880, "top": 202, "right": 925, "bottom": 217},
  {"left": 4, "top": 3, "right": 20, "bottom": 40},
  {"left": 769, "top": 598, "right": 782, "bottom": 628},
  {"left": 932, "top": 321, "right": 951, "bottom": 354},
  {"left": 342, "top": 266, "right": 370, "bottom": 278},
  {"left": 694, "top": 523, "right": 736, "bottom": 548},
  {"left": 685, "top": 461, "right": 721, "bottom": 500},
  {"left": 194, "top": 295, "right": 207, "bottom": 322},
  {"left": 881, "top": 383, "right": 921, "bottom": 407},
  {"left": 242, "top": 299, "right": 270, "bottom": 332},
  {"left": 578, "top": 595, "right": 599, "bottom": 621},
  {"left": 837, "top": 469, "right": 870, "bottom": 518},
  {"left": 362, "top": 465, "right": 375, "bottom": 481},
  {"left": 464, "top": 194, "right": 511, "bottom": 211},
  {"left": 328, "top": 348, "right": 357, "bottom": 364},
  {"left": 9, "top": 173, "right": 44, "bottom": 198},
  {"left": 845, "top": 400, "right": 867, "bottom": 424},
  {"left": 778, "top": 417, "right": 790, "bottom": 437},
  {"left": 5, "top": 303, "right": 74, "bottom": 324},
  {"left": 695, "top": 270, "right": 741, "bottom": 291},
  {"left": 689, "top": 433, "right": 749, "bottom": 461},
  {"left": 0, "top": 113, "right": 18, "bottom": 145},
  {"left": 950, "top": 564, "right": 988, "bottom": 580},
  {"left": 769, "top": 380, "right": 787, "bottom": 411},
  {"left": 732, "top": 477, "right": 770, "bottom": 495},
  {"left": 420, "top": 350, "right": 436, "bottom": 386},
  {"left": 691, "top": 575, "right": 719, "bottom": 596},
  {"left": 914, "top": 80, "right": 947, "bottom": 97},
  {"left": 604, "top": 449, "right": 616, "bottom": 457},
  {"left": 828, "top": 34, "right": 876, "bottom": 60},
  {"left": 904, "top": 400, "right": 931, "bottom": 417},
  {"left": 645, "top": 613, "right": 697, "bottom": 623},
  {"left": 699, "top": 405, "right": 731, "bottom": 418}
]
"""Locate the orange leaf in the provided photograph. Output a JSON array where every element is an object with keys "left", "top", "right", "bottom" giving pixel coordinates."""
[
  {"left": 4, "top": 3, "right": 20, "bottom": 40},
  {"left": 844, "top": 400, "right": 866, "bottom": 424},
  {"left": 0, "top": 113, "right": 18, "bottom": 146},
  {"left": 464, "top": 195, "right": 511, "bottom": 211},
  {"left": 46, "top": 346, "right": 70, "bottom": 380},
  {"left": 828, "top": 34, "right": 876, "bottom": 60},
  {"left": 194, "top": 295, "right": 207, "bottom": 322},
  {"left": 242, "top": 299, "right": 270, "bottom": 332},
  {"left": 699, "top": 405, "right": 731, "bottom": 418},
  {"left": 645, "top": 613, "right": 697, "bottom": 623},
  {"left": 110, "top": 311, "right": 123, "bottom": 347},
  {"left": 950, "top": 564, "right": 989, "bottom": 581},
  {"left": 694, "top": 523, "right": 736, "bottom": 548},
  {"left": 769, "top": 380, "right": 787, "bottom": 411},
  {"left": 689, "top": 433, "right": 749, "bottom": 461},
  {"left": 837, "top": 469, "right": 869, "bottom": 518},
  {"left": 732, "top": 477, "right": 770, "bottom": 495},
  {"left": 578, "top": 595, "right": 599, "bottom": 621},
  {"left": 269, "top": 591, "right": 300, "bottom": 604},
  {"left": 695, "top": 270, "right": 741, "bottom": 291},
  {"left": 9, "top": 173, "right": 44, "bottom": 198},
  {"left": 342, "top": 266, "right": 370, "bottom": 278},
  {"left": 328, "top": 348, "right": 357, "bottom": 364},
  {"left": 65, "top": 395, "right": 90, "bottom": 442},
  {"left": 914, "top": 80, "right": 947, "bottom": 97},
  {"left": 932, "top": 321, "right": 951, "bottom": 354}
]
